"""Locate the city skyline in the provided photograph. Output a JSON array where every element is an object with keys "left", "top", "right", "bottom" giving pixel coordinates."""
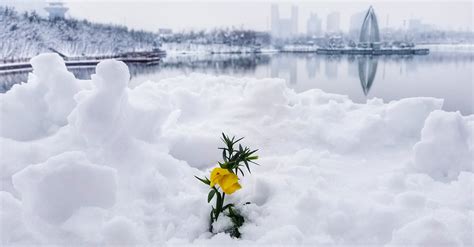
[{"left": 1, "top": 1, "right": 472, "bottom": 33}]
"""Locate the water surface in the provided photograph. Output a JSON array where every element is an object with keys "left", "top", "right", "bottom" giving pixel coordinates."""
[{"left": 1, "top": 46, "right": 472, "bottom": 115}]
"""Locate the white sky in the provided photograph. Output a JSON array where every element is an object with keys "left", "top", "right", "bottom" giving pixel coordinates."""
[{"left": 2, "top": 0, "right": 472, "bottom": 33}]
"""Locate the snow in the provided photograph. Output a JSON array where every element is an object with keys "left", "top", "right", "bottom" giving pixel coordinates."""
[
  {"left": 12, "top": 151, "right": 117, "bottom": 225},
  {"left": 412, "top": 110, "right": 473, "bottom": 181},
  {"left": 0, "top": 53, "right": 83, "bottom": 141},
  {"left": 0, "top": 7, "right": 157, "bottom": 60},
  {"left": 211, "top": 215, "right": 233, "bottom": 234},
  {"left": 389, "top": 216, "right": 463, "bottom": 246},
  {"left": 0, "top": 53, "right": 472, "bottom": 246}
]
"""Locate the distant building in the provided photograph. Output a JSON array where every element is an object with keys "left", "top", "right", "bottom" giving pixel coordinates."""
[
  {"left": 44, "top": 2, "right": 68, "bottom": 19},
  {"left": 408, "top": 19, "right": 434, "bottom": 32},
  {"left": 306, "top": 13, "right": 322, "bottom": 36},
  {"left": 408, "top": 19, "right": 422, "bottom": 31},
  {"left": 158, "top": 28, "right": 173, "bottom": 35},
  {"left": 359, "top": 6, "right": 381, "bottom": 49},
  {"left": 271, "top": 4, "right": 298, "bottom": 39},
  {"left": 408, "top": 19, "right": 435, "bottom": 32},
  {"left": 326, "top": 12, "right": 340, "bottom": 33},
  {"left": 349, "top": 11, "right": 366, "bottom": 37}
]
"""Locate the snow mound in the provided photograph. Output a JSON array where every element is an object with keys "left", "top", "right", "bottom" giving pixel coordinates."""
[
  {"left": 0, "top": 54, "right": 472, "bottom": 245},
  {"left": 101, "top": 216, "right": 140, "bottom": 245},
  {"left": 0, "top": 54, "right": 83, "bottom": 141},
  {"left": 389, "top": 216, "right": 462, "bottom": 246},
  {"left": 12, "top": 151, "right": 117, "bottom": 224},
  {"left": 0, "top": 192, "right": 31, "bottom": 244},
  {"left": 70, "top": 59, "right": 130, "bottom": 146},
  {"left": 412, "top": 110, "right": 473, "bottom": 181}
]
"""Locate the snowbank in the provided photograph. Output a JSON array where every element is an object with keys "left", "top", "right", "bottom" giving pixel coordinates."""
[
  {"left": 12, "top": 151, "right": 117, "bottom": 224},
  {"left": 411, "top": 110, "right": 473, "bottom": 181},
  {"left": 0, "top": 53, "right": 83, "bottom": 141},
  {"left": 0, "top": 53, "right": 472, "bottom": 246}
]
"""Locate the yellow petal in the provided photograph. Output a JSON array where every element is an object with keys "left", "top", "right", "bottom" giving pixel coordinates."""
[
  {"left": 222, "top": 183, "right": 241, "bottom": 194},
  {"left": 210, "top": 167, "right": 230, "bottom": 187},
  {"left": 219, "top": 173, "right": 239, "bottom": 191}
]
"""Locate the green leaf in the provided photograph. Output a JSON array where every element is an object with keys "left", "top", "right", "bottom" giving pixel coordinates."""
[
  {"left": 222, "top": 132, "right": 227, "bottom": 142},
  {"left": 248, "top": 149, "right": 258, "bottom": 156},
  {"left": 208, "top": 190, "right": 216, "bottom": 203},
  {"left": 235, "top": 136, "right": 244, "bottom": 144},
  {"left": 243, "top": 160, "right": 251, "bottom": 173},
  {"left": 222, "top": 149, "right": 227, "bottom": 162},
  {"left": 222, "top": 203, "right": 234, "bottom": 211},
  {"left": 215, "top": 192, "right": 223, "bottom": 218},
  {"left": 238, "top": 168, "right": 244, "bottom": 177},
  {"left": 249, "top": 160, "right": 260, "bottom": 166},
  {"left": 195, "top": 176, "right": 210, "bottom": 185},
  {"left": 248, "top": 155, "right": 258, "bottom": 160},
  {"left": 219, "top": 161, "right": 228, "bottom": 169}
]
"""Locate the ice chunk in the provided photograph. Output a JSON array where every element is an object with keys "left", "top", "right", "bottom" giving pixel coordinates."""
[{"left": 12, "top": 151, "right": 118, "bottom": 224}]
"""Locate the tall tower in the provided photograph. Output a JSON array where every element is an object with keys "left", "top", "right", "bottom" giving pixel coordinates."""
[
  {"left": 359, "top": 6, "right": 380, "bottom": 44},
  {"left": 271, "top": 4, "right": 280, "bottom": 38},
  {"left": 270, "top": 4, "right": 299, "bottom": 39},
  {"left": 349, "top": 11, "right": 366, "bottom": 37},
  {"left": 291, "top": 5, "right": 298, "bottom": 35},
  {"left": 45, "top": 2, "right": 68, "bottom": 19},
  {"left": 326, "top": 12, "right": 340, "bottom": 33},
  {"left": 307, "top": 13, "right": 322, "bottom": 36}
]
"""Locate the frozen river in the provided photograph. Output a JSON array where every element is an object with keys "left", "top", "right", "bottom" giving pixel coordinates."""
[{"left": 1, "top": 46, "right": 472, "bottom": 115}]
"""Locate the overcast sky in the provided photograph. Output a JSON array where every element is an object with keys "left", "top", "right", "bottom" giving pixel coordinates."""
[{"left": 2, "top": 0, "right": 472, "bottom": 33}]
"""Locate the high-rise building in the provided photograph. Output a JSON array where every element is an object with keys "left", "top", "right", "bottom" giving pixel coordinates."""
[
  {"left": 271, "top": 4, "right": 298, "bottom": 39},
  {"left": 326, "top": 12, "right": 340, "bottom": 33},
  {"left": 349, "top": 11, "right": 366, "bottom": 37},
  {"left": 408, "top": 19, "right": 434, "bottom": 32},
  {"left": 408, "top": 19, "right": 422, "bottom": 31},
  {"left": 44, "top": 2, "right": 68, "bottom": 19},
  {"left": 306, "top": 13, "right": 322, "bottom": 36}
]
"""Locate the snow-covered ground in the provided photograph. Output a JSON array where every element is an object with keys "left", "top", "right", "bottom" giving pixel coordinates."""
[{"left": 0, "top": 53, "right": 472, "bottom": 246}]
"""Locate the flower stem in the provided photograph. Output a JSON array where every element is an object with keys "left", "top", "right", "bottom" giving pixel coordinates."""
[{"left": 214, "top": 191, "right": 226, "bottom": 221}]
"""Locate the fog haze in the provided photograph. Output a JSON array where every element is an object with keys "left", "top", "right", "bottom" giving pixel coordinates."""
[{"left": 2, "top": 0, "right": 472, "bottom": 32}]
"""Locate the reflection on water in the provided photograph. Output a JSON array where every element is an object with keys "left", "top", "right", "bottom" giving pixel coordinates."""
[
  {"left": 161, "top": 54, "right": 270, "bottom": 74},
  {"left": 358, "top": 56, "right": 378, "bottom": 95},
  {"left": 1, "top": 50, "right": 473, "bottom": 115}
]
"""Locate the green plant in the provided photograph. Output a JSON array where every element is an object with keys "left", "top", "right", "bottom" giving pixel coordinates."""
[{"left": 195, "top": 133, "right": 259, "bottom": 238}]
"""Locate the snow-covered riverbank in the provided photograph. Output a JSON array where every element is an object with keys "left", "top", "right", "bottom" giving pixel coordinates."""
[{"left": 1, "top": 53, "right": 472, "bottom": 246}]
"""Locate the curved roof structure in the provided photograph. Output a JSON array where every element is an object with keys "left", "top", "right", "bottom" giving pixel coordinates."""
[{"left": 359, "top": 6, "right": 380, "bottom": 43}]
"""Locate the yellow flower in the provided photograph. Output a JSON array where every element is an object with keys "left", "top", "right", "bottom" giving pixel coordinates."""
[{"left": 210, "top": 167, "right": 242, "bottom": 194}]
